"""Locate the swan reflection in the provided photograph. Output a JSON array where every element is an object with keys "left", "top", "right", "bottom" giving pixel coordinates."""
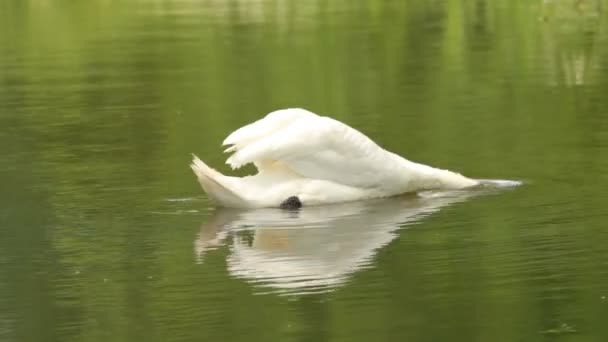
[{"left": 195, "top": 190, "right": 478, "bottom": 295}]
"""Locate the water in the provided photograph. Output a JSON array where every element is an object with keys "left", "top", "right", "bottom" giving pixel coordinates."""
[{"left": 1, "top": 1, "right": 608, "bottom": 341}]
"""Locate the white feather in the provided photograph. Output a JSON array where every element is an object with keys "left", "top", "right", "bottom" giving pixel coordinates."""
[{"left": 192, "top": 108, "right": 479, "bottom": 208}]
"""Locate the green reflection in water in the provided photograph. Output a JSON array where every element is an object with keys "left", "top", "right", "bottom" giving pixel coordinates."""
[{"left": 1, "top": 0, "right": 608, "bottom": 341}]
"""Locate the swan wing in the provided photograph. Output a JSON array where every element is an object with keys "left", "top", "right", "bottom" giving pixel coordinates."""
[
  {"left": 222, "top": 108, "right": 318, "bottom": 153},
  {"left": 223, "top": 109, "right": 401, "bottom": 189}
]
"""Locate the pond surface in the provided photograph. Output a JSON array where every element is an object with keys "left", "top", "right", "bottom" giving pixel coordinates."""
[{"left": 2, "top": 1, "right": 608, "bottom": 341}]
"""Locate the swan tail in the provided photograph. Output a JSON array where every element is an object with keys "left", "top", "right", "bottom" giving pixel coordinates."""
[{"left": 190, "top": 155, "right": 247, "bottom": 207}]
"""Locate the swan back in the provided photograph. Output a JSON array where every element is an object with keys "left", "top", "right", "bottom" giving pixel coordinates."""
[
  {"left": 193, "top": 108, "right": 479, "bottom": 208},
  {"left": 222, "top": 108, "right": 475, "bottom": 193},
  {"left": 222, "top": 109, "right": 407, "bottom": 190}
]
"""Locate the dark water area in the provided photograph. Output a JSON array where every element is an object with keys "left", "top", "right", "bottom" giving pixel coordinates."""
[{"left": 1, "top": 1, "right": 608, "bottom": 341}]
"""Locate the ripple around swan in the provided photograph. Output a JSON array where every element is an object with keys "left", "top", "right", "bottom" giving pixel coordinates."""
[{"left": 475, "top": 179, "right": 524, "bottom": 188}]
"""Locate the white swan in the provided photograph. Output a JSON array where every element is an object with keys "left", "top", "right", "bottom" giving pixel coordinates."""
[{"left": 191, "top": 108, "right": 479, "bottom": 208}]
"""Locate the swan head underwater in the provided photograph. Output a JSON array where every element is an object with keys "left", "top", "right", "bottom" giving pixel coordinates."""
[{"left": 191, "top": 108, "right": 518, "bottom": 208}]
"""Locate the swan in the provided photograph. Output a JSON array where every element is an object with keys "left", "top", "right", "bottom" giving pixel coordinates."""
[{"left": 191, "top": 108, "right": 480, "bottom": 208}]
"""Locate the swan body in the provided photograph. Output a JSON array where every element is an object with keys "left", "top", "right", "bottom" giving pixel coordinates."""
[{"left": 191, "top": 108, "right": 478, "bottom": 208}]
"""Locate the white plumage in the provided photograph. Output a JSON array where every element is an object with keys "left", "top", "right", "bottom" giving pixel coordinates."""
[{"left": 191, "top": 108, "right": 479, "bottom": 208}]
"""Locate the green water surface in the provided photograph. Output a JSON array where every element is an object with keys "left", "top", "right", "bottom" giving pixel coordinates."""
[{"left": 1, "top": 1, "right": 608, "bottom": 341}]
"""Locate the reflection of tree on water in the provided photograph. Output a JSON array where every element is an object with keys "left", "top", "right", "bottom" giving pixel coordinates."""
[
  {"left": 540, "top": 0, "right": 603, "bottom": 87},
  {"left": 195, "top": 191, "right": 478, "bottom": 295}
]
